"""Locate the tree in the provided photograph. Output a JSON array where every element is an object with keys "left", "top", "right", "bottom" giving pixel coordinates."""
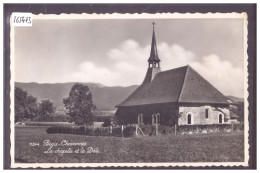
[
  {"left": 63, "top": 83, "right": 96, "bottom": 125},
  {"left": 102, "top": 117, "right": 111, "bottom": 127},
  {"left": 15, "top": 87, "right": 38, "bottom": 122},
  {"left": 39, "top": 100, "right": 55, "bottom": 118},
  {"left": 24, "top": 95, "right": 38, "bottom": 120},
  {"left": 230, "top": 102, "right": 244, "bottom": 122}
]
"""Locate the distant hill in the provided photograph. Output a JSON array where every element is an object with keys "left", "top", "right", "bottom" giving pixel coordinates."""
[
  {"left": 15, "top": 82, "right": 138, "bottom": 111},
  {"left": 227, "top": 96, "right": 244, "bottom": 103},
  {"left": 15, "top": 82, "right": 243, "bottom": 111}
]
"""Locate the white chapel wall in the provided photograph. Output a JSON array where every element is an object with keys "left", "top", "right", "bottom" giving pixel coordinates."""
[{"left": 178, "top": 105, "right": 230, "bottom": 125}]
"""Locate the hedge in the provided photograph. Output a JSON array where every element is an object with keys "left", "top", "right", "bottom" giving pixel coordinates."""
[
  {"left": 46, "top": 123, "right": 244, "bottom": 137},
  {"left": 138, "top": 124, "right": 243, "bottom": 136},
  {"left": 25, "top": 121, "right": 73, "bottom": 127},
  {"left": 46, "top": 125, "right": 136, "bottom": 138},
  {"left": 177, "top": 123, "right": 244, "bottom": 134}
]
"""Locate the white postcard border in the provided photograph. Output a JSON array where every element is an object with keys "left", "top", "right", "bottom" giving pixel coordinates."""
[{"left": 10, "top": 12, "right": 249, "bottom": 168}]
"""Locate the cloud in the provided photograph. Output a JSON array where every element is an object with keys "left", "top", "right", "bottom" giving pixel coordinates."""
[
  {"left": 190, "top": 55, "right": 244, "bottom": 97},
  {"left": 65, "top": 39, "right": 244, "bottom": 97},
  {"left": 158, "top": 43, "right": 195, "bottom": 70}
]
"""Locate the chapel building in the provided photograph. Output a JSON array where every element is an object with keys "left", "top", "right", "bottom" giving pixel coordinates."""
[{"left": 115, "top": 24, "right": 232, "bottom": 126}]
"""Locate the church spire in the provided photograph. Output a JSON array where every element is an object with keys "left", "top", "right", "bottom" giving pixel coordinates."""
[
  {"left": 143, "top": 22, "right": 161, "bottom": 83},
  {"left": 148, "top": 22, "right": 160, "bottom": 68}
]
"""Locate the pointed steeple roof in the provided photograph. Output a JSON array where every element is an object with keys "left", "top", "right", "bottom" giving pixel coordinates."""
[{"left": 148, "top": 22, "right": 160, "bottom": 62}]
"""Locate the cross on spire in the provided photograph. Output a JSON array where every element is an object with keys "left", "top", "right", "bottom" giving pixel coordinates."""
[
  {"left": 148, "top": 22, "right": 160, "bottom": 68},
  {"left": 152, "top": 21, "right": 156, "bottom": 30}
]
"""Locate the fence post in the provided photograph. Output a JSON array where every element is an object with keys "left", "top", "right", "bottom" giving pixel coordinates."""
[
  {"left": 156, "top": 122, "right": 158, "bottom": 136},
  {"left": 121, "top": 125, "right": 124, "bottom": 137},
  {"left": 110, "top": 125, "right": 112, "bottom": 136},
  {"left": 136, "top": 125, "right": 138, "bottom": 136},
  {"left": 175, "top": 124, "right": 177, "bottom": 135}
]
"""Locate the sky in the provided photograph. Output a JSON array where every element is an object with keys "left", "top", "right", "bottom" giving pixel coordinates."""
[{"left": 14, "top": 18, "right": 245, "bottom": 97}]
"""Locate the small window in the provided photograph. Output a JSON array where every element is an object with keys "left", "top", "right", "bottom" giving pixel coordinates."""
[
  {"left": 187, "top": 114, "right": 192, "bottom": 125},
  {"left": 157, "top": 113, "right": 160, "bottom": 123},
  {"left": 152, "top": 114, "right": 160, "bottom": 124},
  {"left": 138, "top": 114, "right": 143, "bottom": 124},
  {"left": 152, "top": 114, "right": 156, "bottom": 124},
  {"left": 205, "top": 109, "right": 209, "bottom": 119},
  {"left": 219, "top": 114, "right": 223, "bottom": 124}
]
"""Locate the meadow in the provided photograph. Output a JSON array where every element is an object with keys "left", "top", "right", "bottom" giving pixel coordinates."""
[{"left": 15, "top": 126, "right": 244, "bottom": 163}]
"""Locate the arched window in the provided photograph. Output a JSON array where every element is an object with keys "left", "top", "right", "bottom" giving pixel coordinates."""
[
  {"left": 138, "top": 114, "right": 143, "bottom": 124},
  {"left": 157, "top": 113, "right": 160, "bottom": 123},
  {"left": 219, "top": 113, "right": 223, "bottom": 124},
  {"left": 205, "top": 109, "right": 209, "bottom": 119},
  {"left": 152, "top": 114, "right": 156, "bottom": 124},
  {"left": 187, "top": 113, "right": 192, "bottom": 125},
  {"left": 152, "top": 113, "right": 160, "bottom": 124}
]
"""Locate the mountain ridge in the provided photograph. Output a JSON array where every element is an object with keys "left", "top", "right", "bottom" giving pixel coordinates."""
[
  {"left": 15, "top": 82, "right": 243, "bottom": 111},
  {"left": 15, "top": 82, "right": 138, "bottom": 111}
]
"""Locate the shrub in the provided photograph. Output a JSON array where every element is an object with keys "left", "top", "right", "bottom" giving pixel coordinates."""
[
  {"left": 158, "top": 125, "right": 176, "bottom": 135},
  {"left": 102, "top": 118, "right": 111, "bottom": 127},
  {"left": 46, "top": 123, "right": 244, "bottom": 137},
  {"left": 177, "top": 124, "right": 244, "bottom": 134},
  {"left": 112, "top": 126, "right": 122, "bottom": 137},
  {"left": 123, "top": 126, "right": 136, "bottom": 137},
  {"left": 139, "top": 124, "right": 155, "bottom": 136},
  {"left": 233, "top": 123, "right": 244, "bottom": 131},
  {"left": 46, "top": 126, "right": 57, "bottom": 134},
  {"left": 178, "top": 125, "right": 198, "bottom": 134},
  {"left": 94, "top": 127, "right": 101, "bottom": 136},
  {"left": 46, "top": 125, "right": 95, "bottom": 136},
  {"left": 137, "top": 124, "right": 177, "bottom": 136},
  {"left": 26, "top": 121, "right": 73, "bottom": 127}
]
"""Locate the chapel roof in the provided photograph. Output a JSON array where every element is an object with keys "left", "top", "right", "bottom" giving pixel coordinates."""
[{"left": 116, "top": 65, "right": 230, "bottom": 107}]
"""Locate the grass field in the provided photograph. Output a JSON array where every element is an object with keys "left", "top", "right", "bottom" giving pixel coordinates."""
[{"left": 15, "top": 126, "right": 244, "bottom": 163}]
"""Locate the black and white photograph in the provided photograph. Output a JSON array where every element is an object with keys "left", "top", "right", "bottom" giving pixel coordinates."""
[{"left": 7, "top": 11, "right": 251, "bottom": 168}]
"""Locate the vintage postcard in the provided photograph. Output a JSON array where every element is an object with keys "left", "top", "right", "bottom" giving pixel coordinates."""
[{"left": 10, "top": 12, "right": 249, "bottom": 168}]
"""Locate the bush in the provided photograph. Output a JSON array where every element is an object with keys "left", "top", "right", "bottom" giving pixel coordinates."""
[
  {"left": 139, "top": 124, "right": 155, "bottom": 136},
  {"left": 26, "top": 121, "right": 73, "bottom": 127},
  {"left": 46, "top": 126, "right": 56, "bottom": 134},
  {"left": 102, "top": 118, "right": 111, "bottom": 127},
  {"left": 138, "top": 125, "right": 176, "bottom": 136},
  {"left": 46, "top": 123, "right": 244, "bottom": 137},
  {"left": 158, "top": 125, "right": 176, "bottom": 135},
  {"left": 123, "top": 126, "right": 136, "bottom": 137},
  {"left": 46, "top": 125, "right": 112, "bottom": 136},
  {"left": 112, "top": 126, "right": 122, "bottom": 137},
  {"left": 177, "top": 124, "right": 244, "bottom": 134},
  {"left": 233, "top": 123, "right": 244, "bottom": 131},
  {"left": 94, "top": 127, "right": 101, "bottom": 136}
]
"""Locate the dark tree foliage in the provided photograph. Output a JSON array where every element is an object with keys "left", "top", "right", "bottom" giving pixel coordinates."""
[
  {"left": 102, "top": 118, "right": 111, "bottom": 127},
  {"left": 230, "top": 102, "right": 244, "bottom": 122},
  {"left": 39, "top": 100, "right": 55, "bottom": 117},
  {"left": 15, "top": 87, "right": 38, "bottom": 122},
  {"left": 63, "top": 83, "right": 96, "bottom": 125}
]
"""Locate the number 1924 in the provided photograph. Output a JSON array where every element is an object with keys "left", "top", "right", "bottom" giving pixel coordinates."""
[{"left": 13, "top": 16, "right": 32, "bottom": 24}]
